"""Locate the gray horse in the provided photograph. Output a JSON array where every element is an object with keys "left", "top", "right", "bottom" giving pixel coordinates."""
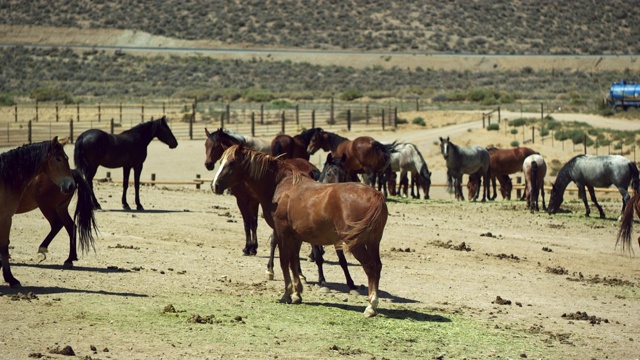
[
  {"left": 439, "top": 137, "right": 490, "bottom": 201},
  {"left": 547, "top": 154, "right": 639, "bottom": 218}
]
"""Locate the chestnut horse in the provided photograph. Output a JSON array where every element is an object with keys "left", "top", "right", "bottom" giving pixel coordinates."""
[
  {"left": 271, "top": 128, "right": 323, "bottom": 160},
  {"left": 467, "top": 172, "right": 511, "bottom": 200},
  {"left": 487, "top": 146, "right": 537, "bottom": 200},
  {"left": 1, "top": 138, "right": 76, "bottom": 287},
  {"left": 523, "top": 154, "right": 547, "bottom": 212},
  {"left": 306, "top": 130, "right": 395, "bottom": 189},
  {"left": 213, "top": 145, "right": 387, "bottom": 317},
  {"left": 74, "top": 116, "right": 178, "bottom": 210}
]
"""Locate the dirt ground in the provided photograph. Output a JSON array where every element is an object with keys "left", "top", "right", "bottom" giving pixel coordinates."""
[{"left": 2, "top": 112, "right": 640, "bottom": 359}]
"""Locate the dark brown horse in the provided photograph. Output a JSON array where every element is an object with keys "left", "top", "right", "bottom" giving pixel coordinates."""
[
  {"left": 1, "top": 138, "right": 76, "bottom": 287},
  {"left": 467, "top": 172, "right": 512, "bottom": 200},
  {"left": 487, "top": 146, "right": 538, "bottom": 200},
  {"left": 271, "top": 128, "right": 323, "bottom": 160},
  {"left": 213, "top": 145, "right": 388, "bottom": 317},
  {"left": 16, "top": 138, "right": 97, "bottom": 269},
  {"left": 74, "top": 116, "right": 178, "bottom": 210},
  {"left": 306, "top": 130, "right": 394, "bottom": 187}
]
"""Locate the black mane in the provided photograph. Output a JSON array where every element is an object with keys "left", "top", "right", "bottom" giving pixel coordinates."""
[{"left": 0, "top": 140, "right": 52, "bottom": 191}]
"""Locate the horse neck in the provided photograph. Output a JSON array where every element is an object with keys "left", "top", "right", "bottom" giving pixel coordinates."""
[
  {"left": 325, "top": 133, "right": 349, "bottom": 151},
  {"left": 445, "top": 143, "right": 460, "bottom": 169},
  {"left": 126, "top": 122, "right": 155, "bottom": 145},
  {"left": 554, "top": 164, "right": 574, "bottom": 193},
  {"left": 296, "top": 130, "right": 316, "bottom": 146}
]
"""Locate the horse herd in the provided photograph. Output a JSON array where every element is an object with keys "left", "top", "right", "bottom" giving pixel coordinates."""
[{"left": 1, "top": 117, "right": 640, "bottom": 317}]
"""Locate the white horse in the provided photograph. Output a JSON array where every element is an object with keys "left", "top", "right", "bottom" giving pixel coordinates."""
[
  {"left": 388, "top": 142, "right": 432, "bottom": 199},
  {"left": 224, "top": 129, "right": 272, "bottom": 154}
]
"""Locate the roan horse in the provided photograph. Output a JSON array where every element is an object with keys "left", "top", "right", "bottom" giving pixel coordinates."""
[
  {"left": 74, "top": 116, "right": 178, "bottom": 210},
  {"left": 213, "top": 145, "right": 388, "bottom": 317},
  {"left": 307, "top": 130, "right": 395, "bottom": 190},
  {"left": 17, "top": 139, "right": 98, "bottom": 268},
  {"left": 439, "top": 137, "right": 490, "bottom": 201},
  {"left": 271, "top": 128, "right": 323, "bottom": 160},
  {"left": 1, "top": 138, "right": 76, "bottom": 287},
  {"left": 487, "top": 146, "right": 537, "bottom": 200},
  {"left": 522, "top": 154, "right": 547, "bottom": 212},
  {"left": 547, "top": 154, "right": 639, "bottom": 218},
  {"left": 388, "top": 142, "right": 431, "bottom": 199}
]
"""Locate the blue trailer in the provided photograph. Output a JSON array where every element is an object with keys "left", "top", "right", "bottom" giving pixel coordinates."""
[{"left": 608, "top": 80, "right": 640, "bottom": 111}]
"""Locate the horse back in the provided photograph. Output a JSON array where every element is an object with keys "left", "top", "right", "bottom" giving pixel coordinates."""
[{"left": 75, "top": 129, "right": 145, "bottom": 169}]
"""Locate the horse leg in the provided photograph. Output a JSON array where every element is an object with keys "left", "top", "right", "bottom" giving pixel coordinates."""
[
  {"left": 0, "top": 218, "right": 20, "bottom": 287},
  {"left": 481, "top": 170, "right": 489, "bottom": 202},
  {"left": 350, "top": 242, "right": 382, "bottom": 318},
  {"left": 412, "top": 174, "right": 420, "bottom": 199},
  {"left": 577, "top": 185, "right": 591, "bottom": 217},
  {"left": 84, "top": 166, "right": 101, "bottom": 210},
  {"left": 541, "top": 183, "right": 547, "bottom": 211},
  {"left": 312, "top": 245, "right": 327, "bottom": 286},
  {"left": 58, "top": 208, "right": 78, "bottom": 269},
  {"left": 36, "top": 204, "right": 65, "bottom": 262},
  {"left": 277, "top": 236, "right": 293, "bottom": 304},
  {"left": 266, "top": 232, "right": 276, "bottom": 280},
  {"left": 289, "top": 239, "right": 304, "bottom": 304},
  {"left": 455, "top": 175, "right": 465, "bottom": 201},
  {"left": 336, "top": 248, "right": 357, "bottom": 290},
  {"left": 236, "top": 198, "right": 254, "bottom": 256},
  {"left": 490, "top": 175, "right": 497, "bottom": 200},
  {"left": 587, "top": 185, "right": 605, "bottom": 219},
  {"left": 133, "top": 165, "right": 144, "bottom": 211},
  {"left": 121, "top": 167, "right": 132, "bottom": 210}
]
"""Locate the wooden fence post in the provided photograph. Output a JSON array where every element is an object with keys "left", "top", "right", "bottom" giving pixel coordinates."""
[
  {"left": 98, "top": 103, "right": 101, "bottom": 122},
  {"left": 281, "top": 111, "right": 285, "bottom": 134},
  {"left": 110, "top": 118, "right": 115, "bottom": 134},
  {"left": 69, "top": 120, "right": 74, "bottom": 143},
  {"left": 366, "top": 104, "right": 370, "bottom": 125},
  {"left": 251, "top": 112, "right": 255, "bottom": 136},
  {"left": 312, "top": 109, "right": 315, "bottom": 128},
  {"left": 381, "top": 109, "right": 385, "bottom": 131},
  {"left": 226, "top": 104, "right": 230, "bottom": 124},
  {"left": 416, "top": 98, "right": 419, "bottom": 111},
  {"left": 14, "top": 104, "right": 17, "bottom": 122},
  {"left": 295, "top": 104, "right": 299, "bottom": 125},
  {"left": 260, "top": 104, "right": 264, "bottom": 125},
  {"left": 347, "top": 109, "right": 351, "bottom": 131},
  {"left": 76, "top": 103, "right": 80, "bottom": 122},
  {"left": 330, "top": 97, "right": 335, "bottom": 124},
  {"left": 220, "top": 113, "right": 224, "bottom": 129},
  {"left": 119, "top": 103, "right": 122, "bottom": 124},
  {"left": 163, "top": 102, "right": 166, "bottom": 116},
  {"left": 55, "top": 103, "right": 59, "bottom": 122},
  {"left": 394, "top": 107, "right": 398, "bottom": 128},
  {"left": 141, "top": 102, "right": 145, "bottom": 123},
  {"left": 35, "top": 101, "right": 39, "bottom": 122},
  {"left": 28, "top": 120, "right": 32, "bottom": 143}
]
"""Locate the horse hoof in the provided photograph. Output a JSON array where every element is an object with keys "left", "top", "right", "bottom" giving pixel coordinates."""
[
  {"left": 137, "top": 205, "right": 145, "bottom": 211},
  {"left": 62, "top": 261, "right": 74, "bottom": 270},
  {"left": 266, "top": 270, "right": 274, "bottom": 281},
  {"left": 291, "top": 294, "right": 302, "bottom": 304},
  {"left": 9, "top": 280, "right": 21, "bottom": 288},
  {"left": 122, "top": 204, "right": 131, "bottom": 211},
  {"left": 242, "top": 248, "right": 250, "bottom": 256},
  {"left": 37, "top": 252, "right": 47, "bottom": 263},
  {"left": 279, "top": 295, "right": 292, "bottom": 304},
  {"left": 363, "top": 306, "right": 377, "bottom": 318}
]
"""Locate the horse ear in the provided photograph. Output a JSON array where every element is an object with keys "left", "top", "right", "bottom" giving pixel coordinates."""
[
  {"left": 58, "top": 137, "right": 70, "bottom": 146},
  {"left": 51, "top": 136, "right": 59, "bottom": 146},
  {"left": 447, "top": 136, "right": 450, "bottom": 142},
  {"left": 326, "top": 153, "right": 333, "bottom": 163},
  {"left": 205, "top": 128, "right": 211, "bottom": 137}
]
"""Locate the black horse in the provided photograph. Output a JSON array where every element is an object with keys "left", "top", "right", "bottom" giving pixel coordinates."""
[{"left": 74, "top": 116, "right": 178, "bottom": 210}]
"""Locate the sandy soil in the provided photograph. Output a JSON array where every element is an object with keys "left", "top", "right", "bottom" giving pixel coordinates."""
[{"left": 2, "top": 112, "right": 640, "bottom": 359}]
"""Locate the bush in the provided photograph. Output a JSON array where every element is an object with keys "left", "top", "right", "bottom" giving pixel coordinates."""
[
  {"left": 412, "top": 116, "right": 426, "bottom": 126},
  {"left": 487, "top": 123, "right": 499, "bottom": 131},
  {"left": 396, "top": 117, "right": 408, "bottom": 125},
  {"left": 339, "top": 89, "right": 363, "bottom": 101},
  {"left": 266, "top": 99, "right": 295, "bottom": 109},
  {"left": 243, "top": 89, "right": 275, "bottom": 102},
  {"left": 510, "top": 140, "right": 520, "bottom": 147},
  {"left": 509, "top": 118, "right": 527, "bottom": 127},
  {"left": 29, "top": 87, "right": 74, "bottom": 104},
  {"left": 0, "top": 93, "right": 15, "bottom": 106}
]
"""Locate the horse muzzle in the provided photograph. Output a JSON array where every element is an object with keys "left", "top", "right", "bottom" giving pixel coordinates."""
[
  {"left": 205, "top": 161, "right": 215, "bottom": 171},
  {"left": 60, "top": 177, "right": 76, "bottom": 194},
  {"left": 211, "top": 180, "right": 226, "bottom": 195}
]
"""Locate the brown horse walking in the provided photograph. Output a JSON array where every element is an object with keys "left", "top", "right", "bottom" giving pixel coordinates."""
[
  {"left": 617, "top": 193, "right": 640, "bottom": 253},
  {"left": 16, "top": 138, "right": 97, "bottom": 269},
  {"left": 213, "top": 145, "right": 387, "bottom": 317},
  {"left": 487, "top": 146, "right": 538, "bottom": 200},
  {"left": 307, "top": 130, "right": 394, "bottom": 188},
  {"left": 1, "top": 138, "right": 76, "bottom": 287}
]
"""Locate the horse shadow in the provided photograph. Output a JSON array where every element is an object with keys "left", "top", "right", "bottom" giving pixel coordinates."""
[
  {"left": 100, "top": 209, "right": 187, "bottom": 214},
  {"left": 309, "top": 280, "right": 419, "bottom": 305},
  {"left": 13, "top": 262, "right": 133, "bottom": 273},
  {"left": 1, "top": 284, "right": 147, "bottom": 298},
  {"left": 303, "top": 301, "right": 451, "bottom": 322}
]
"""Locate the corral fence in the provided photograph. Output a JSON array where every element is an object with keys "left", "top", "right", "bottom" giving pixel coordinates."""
[{"left": 0, "top": 98, "right": 403, "bottom": 147}]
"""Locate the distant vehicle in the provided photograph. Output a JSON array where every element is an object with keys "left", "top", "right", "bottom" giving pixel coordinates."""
[{"left": 607, "top": 80, "right": 640, "bottom": 111}]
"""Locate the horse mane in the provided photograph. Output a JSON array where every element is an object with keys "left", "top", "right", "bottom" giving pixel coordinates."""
[
  {"left": 295, "top": 127, "right": 323, "bottom": 144},
  {"left": 222, "top": 145, "right": 302, "bottom": 184},
  {"left": 323, "top": 131, "right": 350, "bottom": 150},
  {"left": 0, "top": 140, "right": 53, "bottom": 191}
]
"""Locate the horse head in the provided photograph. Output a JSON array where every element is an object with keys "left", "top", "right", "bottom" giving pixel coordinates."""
[
  {"left": 419, "top": 166, "right": 432, "bottom": 199},
  {"left": 307, "top": 130, "right": 328, "bottom": 155},
  {"left": 439, "top": 137, "right": 451, "bottom": 159},
  {"left": 320, "top": 153, "right": 348, "bottom": 183},
  {"left": 212, "top": 144, "right": 246, "bottom": 194},
  {"left": 44, "top": 136, "right": 76, "bottom": 194},
  {"left": 499, "top": 175, "right": 513, "bottom": 200},
  {"left": 154, "top": 116, "right": 178, "bottom": 149},
  {"left": 546, "top": 182, "right": 562, "bottom": 214}
]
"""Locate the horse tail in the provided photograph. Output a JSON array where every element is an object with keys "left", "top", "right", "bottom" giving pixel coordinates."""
[
  {"left": 531, "top": 161, "right": 539, "bottom": 203},
  {"left": 616, "top": 193, "right": 640, "bottom": 254},
  {"left": 629, "top": 162, "right": 639, "bottom": 196},
  {"left": 372, "top": 141, "right": 395, "bottom": 172},
  {"left": 341, "top": 190, "right": 388, "bottom": 253},
  {"left": 72, "top": 169, "right": 98, "bottom": 254},
  {"left": 73, "top": 136, "right": 88, "bottom": 176}
]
